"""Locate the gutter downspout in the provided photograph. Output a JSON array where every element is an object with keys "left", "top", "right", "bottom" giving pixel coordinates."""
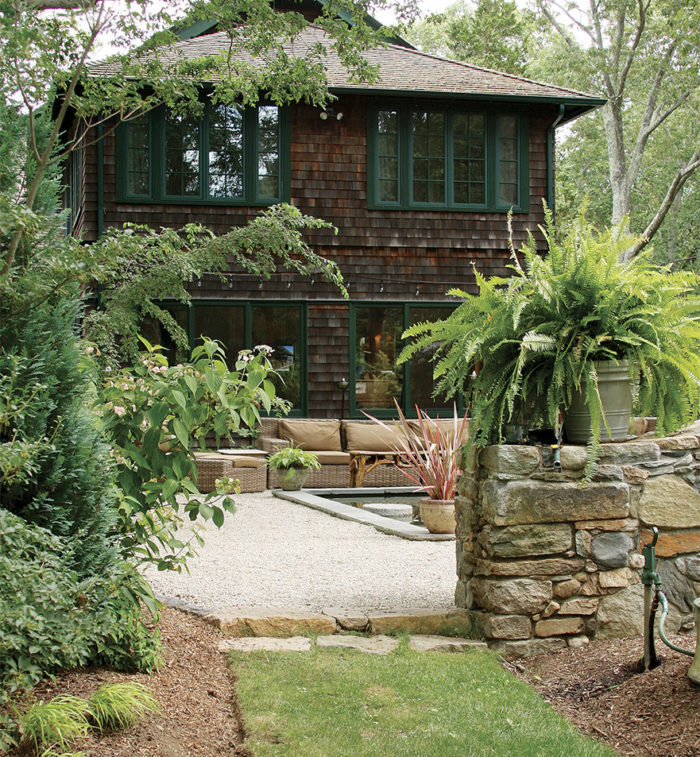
[{"left": 546, "top": 105, "right": 565, "bottom": 213}]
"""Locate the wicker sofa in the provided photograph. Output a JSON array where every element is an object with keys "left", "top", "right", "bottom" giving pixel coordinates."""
[
  {"left": 194, "top": 451, "right": 267, "bottom": 493},
  {"left": 257, "top": 417, "right": 452, "bottom": 489}
]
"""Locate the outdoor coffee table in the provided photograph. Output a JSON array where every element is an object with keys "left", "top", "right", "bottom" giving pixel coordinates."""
[{"left": 348, "top": 450, "right": 402, "bottom": 487}]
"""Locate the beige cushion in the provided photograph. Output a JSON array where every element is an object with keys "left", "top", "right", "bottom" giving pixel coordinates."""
[
  {"left": 257, "top": 436, "right": 290, "bottom": 453},
  {"left": 408, "top": 417, "right": 470, "bottom": 443},
  {"left": 343, "top": 421, "right": 402, "bottom": 452},
  {"left": 310, "top": 450, "right": 351, "bottom": 465},
  {"left": 279, "top": 419, "right": 342, "bottom": 452},
  {"left": 230, "top": 456, "right": 266, "bottom": 469}
]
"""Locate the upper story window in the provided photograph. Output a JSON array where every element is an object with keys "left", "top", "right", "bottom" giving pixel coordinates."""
[
  {"left": 117, "top": 102, "right": 289, "bottom": 205},
  {"left": 368, "top": 104, "right": 528, "bottom": 212}
]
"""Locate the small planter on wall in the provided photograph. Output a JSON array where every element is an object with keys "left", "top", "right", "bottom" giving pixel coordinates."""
[{"left": 564, "top": 360, "right": 633, "bottom": 443}]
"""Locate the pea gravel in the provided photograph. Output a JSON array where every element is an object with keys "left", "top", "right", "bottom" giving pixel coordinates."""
[{"left": 143, "top": 492, "right": 457, "bottom": 614}]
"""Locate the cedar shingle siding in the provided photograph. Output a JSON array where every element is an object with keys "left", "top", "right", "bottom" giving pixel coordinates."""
[
  {"left": 76, "top": 11, "right": 602, "bottom": 417},
  {"left": 86, "top": 95, "right": 554, "bottom": 288}
]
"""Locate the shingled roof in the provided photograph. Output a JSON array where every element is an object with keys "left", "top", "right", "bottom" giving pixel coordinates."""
[{"left": 89, "top": 25, "right": 604, "bottom": 122}]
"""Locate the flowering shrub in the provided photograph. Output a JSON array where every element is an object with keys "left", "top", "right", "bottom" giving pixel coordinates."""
[{"left": 100, "top": 338, "right": 277, "bottom": 571}]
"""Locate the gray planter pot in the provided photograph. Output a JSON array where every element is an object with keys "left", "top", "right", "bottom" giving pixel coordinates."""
[
  {"left": 276, "top": 467, "right": 309, "bottom": 491},
  {"left": 564, "top": 360, "right": 632, "bottom": 443}
]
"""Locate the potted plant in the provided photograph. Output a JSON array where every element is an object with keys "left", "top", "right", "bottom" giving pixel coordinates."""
[
  {"left": 365, "top": 402, "right": 470, "bottom": 533},
  {"left": 267, "top": 447, "right": 321, "bottom": 491},
  {"left": 400, "top": 207, "right": 700, "bottom": 479}
]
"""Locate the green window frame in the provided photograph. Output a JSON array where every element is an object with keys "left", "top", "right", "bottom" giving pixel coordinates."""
[
  {"left": 349, "top": 302, "right": 463, "bottom": 418},
  {"left": 159, "top": 300, "right": 308, "bottom": 415},
  {"left": 367, "top": 104, "right": 529, "bottom": 212},
  {"left": 116, "top": 103, "right": 290, "bottom": 206}
]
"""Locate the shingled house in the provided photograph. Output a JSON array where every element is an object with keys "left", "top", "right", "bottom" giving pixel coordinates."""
[{"left": 72, "top": 1, "right": 603, "bottom": 419}]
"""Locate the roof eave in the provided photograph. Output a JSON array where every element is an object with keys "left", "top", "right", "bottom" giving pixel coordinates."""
[{"left": 330, "top": 86, "right": 606, "bottom": 118}]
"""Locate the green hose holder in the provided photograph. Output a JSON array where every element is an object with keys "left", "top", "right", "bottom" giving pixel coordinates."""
[{"left": 641, "top": 526, "right": 698, "bottom": 682}]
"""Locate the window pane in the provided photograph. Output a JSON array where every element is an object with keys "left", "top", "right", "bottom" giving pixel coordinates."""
[
  {"left": 453, "top": 113, "right": 485, "bottom": 205},
  {"left": 471, "top": 182, "right": 485, "bottom": 204},
  {"left": 412, "top": 111, "right": 445, "bottom": 204},
  {"left": 379, "top": 180, "right": 398, "bottom": 202},
  {"left": 469, "top": 159, "right": 485, "bottom": 182},
  {"left": 408, "top": 306, "right": 453, "bottom": 411},
  {"left": 140, "top": 306, "right": 189, "bottom": 365},
  {"left": 127, "top": 117, "right": 150, "bottom": 196},
  {"left": 194, "top": 305, "right": 245, "bottom": 368},
  {"left": 257, "top": 106, "right": 280, "bottom": 199},
  {"left": 208, "top": 103, "right": 244, "bottom": 198},
  {"left": 499, "top": 115, "right": 518, "bottom": 139},
  {"left": 377, "top": 110, "right": 399, "bottom": 203},
  {"left": 164, "top": 111, "right": 200, "bottom": 197},
  {"left": 500, "top": 138, "right": 518, "bottom": 161},
  {"left": 498, "top": 115, "right": 520, "bottom": 207},
  {"left": 355, "top": 307, "right": 403, "bottom": 409},
  {"left": 252, "top": 305, "right": 302, "bottom": 408},
  {"left": 500, "top": 161, "right": 517, "bottom": 183},
  {"left": 499, "top": 183, "right": 518, "bottom": 206}
]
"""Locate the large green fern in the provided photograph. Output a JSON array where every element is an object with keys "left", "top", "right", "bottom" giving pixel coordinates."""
[{"left": 400, "top": 206, "right": 700, "bottom": 477}]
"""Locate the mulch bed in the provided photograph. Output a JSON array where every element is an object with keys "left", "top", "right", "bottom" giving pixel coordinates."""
[
  {"left": 8, "top": 609, "right": 700, "bottom": 756},
  {"left": 12, "top": 608, "right": 249, "bottom": 757},
  {"left": 511, "top": 634, "right": 700, "bottom": 756}
]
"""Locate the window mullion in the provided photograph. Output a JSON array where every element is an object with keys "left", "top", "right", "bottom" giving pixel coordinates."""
[
  {"left": 201, "top": 105, "right": 209, "bottom": 200},
  {"left": 445, "top": 112, "right": 453, "bottom": 208},
  {"left": 486, "top": 113, "right": 496, "bottom": 209},
  {"left": 246, "top": 108, "right": 257, "bottom": 202},
  {"left": 400, "top": 109, "right": 410, "bottom": 208},
  {"left": 153, "top": 109, "right": 163, "bottom": 201}
]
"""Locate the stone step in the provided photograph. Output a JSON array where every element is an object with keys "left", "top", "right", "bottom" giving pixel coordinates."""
[
  {"left": 206, "top": 606, "right": 475, "bottom": 638},
  {"left": 218, "top": 634, "right": 487, "bottom": 655}
]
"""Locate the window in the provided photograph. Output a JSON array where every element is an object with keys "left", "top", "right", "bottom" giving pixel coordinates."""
[
  {"left": 117, "top": 103, "right": 289, "bottom": 205},
  {"left": 185, "top": 302, "right": 306, "bottom": 413},
  {"left": 350, "top": 304, "right": 457, "bottom": 417},
  {"left": 368, "top": 105, "right": 528, "bottom": 211}
]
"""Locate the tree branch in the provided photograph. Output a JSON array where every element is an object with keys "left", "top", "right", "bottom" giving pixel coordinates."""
[
  {"left": 2, "top": 3, "right": 105, "bottom": 276},
  {"left": 616, "top": 0, "right": 649, "bottom": 96},
  {"left": 628, "top": 151, "right": 700, "bottom": 257},
  {"left": 27, "top": 0, "right": 96, "bottom": 9},
  {"left": 536, "top": 0, "right": 578, "bottom": 49}
]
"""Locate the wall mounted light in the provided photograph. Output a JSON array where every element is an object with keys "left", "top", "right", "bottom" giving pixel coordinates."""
[{"left": 320, "top": 108, "right": 343, "bottom": 121}]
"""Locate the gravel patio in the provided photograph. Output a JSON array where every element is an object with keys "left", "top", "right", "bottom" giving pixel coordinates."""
[{"left": 144, "top": 491, "right": 457, "bottom": 614}]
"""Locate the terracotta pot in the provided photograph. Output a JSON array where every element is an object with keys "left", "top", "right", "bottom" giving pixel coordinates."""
[
  {"left": 275, "top": 467, "right": 309, "bottom": 491},
  {"left": 419, "top": 498, "right": 456, "bottom": 534}
]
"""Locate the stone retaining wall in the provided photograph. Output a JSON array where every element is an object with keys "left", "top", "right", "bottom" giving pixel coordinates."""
[{"left": 455, "top": 422, "right": 700, "bottom": 657}]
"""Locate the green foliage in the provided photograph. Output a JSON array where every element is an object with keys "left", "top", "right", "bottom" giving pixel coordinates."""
[
  {"left": 17, "top": 696, "right": 91, "bottom": 756},
  {"left": 87, "top": 682, "right": 159, "bottom": 732},
  {"left": 364, "top": 401, "right": 469, "bottom": 500},
  {"left": 100, "top": 337, "right": 277, "bottom": 570},
  {"left": 0, "top": 510, "right": 160, "bottom": 736},
  {"left": 84, "top": 205, "right": 346, "bottom": 366},
  {"left": 400, "top": 207, "right": 700, "bottom": 475},
  {"left": 10, "top": 682, "right": 158, "bottom": 755},
  {"left": 406, "top": 0, "right": 534, "bottom": 75},
  {"left": 267, "top": 447, "right": 321, "bottom": 471},
  {"left": 0, "top": 295, "right": 120, "bottom": 577}
]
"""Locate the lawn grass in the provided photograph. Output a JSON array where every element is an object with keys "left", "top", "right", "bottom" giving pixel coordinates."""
[{"left": 229, "top": 640, "right": 617, "bottom": 757}]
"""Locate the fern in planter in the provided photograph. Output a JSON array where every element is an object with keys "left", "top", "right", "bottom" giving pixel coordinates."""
[{"left": 400, "top": 207, "right": 700, "bottom": 477}]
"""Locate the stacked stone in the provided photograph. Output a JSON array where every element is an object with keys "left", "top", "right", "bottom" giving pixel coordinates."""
[{"left": 454, "top": 422, "right": 700, "bottom": 657}]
